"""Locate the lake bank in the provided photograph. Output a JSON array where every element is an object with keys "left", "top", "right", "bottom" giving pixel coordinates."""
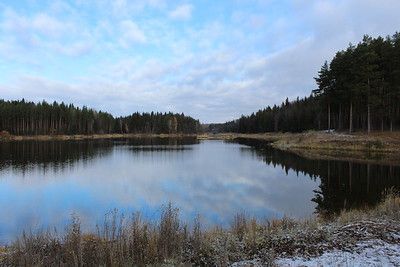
[
  {"left": 3, "top": 131, "right": 400, "bottom": 152},
  {"left": 200, "top": 131, "right": 400, "bottom": 166},
  {"left": 200, "top": 131, "right": 400, "bottom": 153},
  {"left": 1, "top": 194, "right": 399, "bottom": 266},
  {"left": 0, "top": 133, "right": 198, "bottom": 142},
  {"left": 2, "top": 131, "right": 400, "bottom": 165},
  {"left": 0, "top": 131, "right": 400, "bottom": 165}
]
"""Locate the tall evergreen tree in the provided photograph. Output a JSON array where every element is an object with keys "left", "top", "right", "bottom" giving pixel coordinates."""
[{"left": 214, "top": 32, "right": 400, "bottom": 134}]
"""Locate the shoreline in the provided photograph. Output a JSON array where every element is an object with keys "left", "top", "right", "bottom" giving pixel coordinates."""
[
  {"left": 2, "top": 131, "right": 400, "bottom": 165},
  {"left": 200, "top": 131, "right": 400, "bottom": 165},
  {"left": 200, "top": 131, "right": 400, "bottom": 152},
  {"left": 3, "top": 131, "right": 400, "bottom": 150},
  {"left": 0, "top": 133, "right": 198, "bottom": 142}
]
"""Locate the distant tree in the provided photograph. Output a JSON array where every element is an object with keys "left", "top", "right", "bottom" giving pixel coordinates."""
[{"left": 0, "top": 100, "right": 201, "bottom": 135}]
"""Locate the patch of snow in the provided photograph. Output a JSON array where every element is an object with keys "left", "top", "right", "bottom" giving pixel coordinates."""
[
  {"left": 276, "top": 239, "right": 400, "bottom": 267},
  {"left": 231, "top": 258, "right": 264, "bottom": 267}
]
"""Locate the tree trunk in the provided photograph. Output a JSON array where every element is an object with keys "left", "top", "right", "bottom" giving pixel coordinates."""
[
  {"left": 327, "top": 161, "right": 330, "bottom": 183},
  {"left": 367, "top": 164, "right": 370, "bottom": 194},
  {"left": 367, "top": 78, "right": 371, "bottom": 134},
  {"left": 338, "top": 104, "right": 342, "bottom": 130},
  {"left": 349, "top": 162, "right": 352, "bottom": 193},
  {"left": 328, "top": 103, "right": 331, "bottom": 130},
  {"left": 367, "top": 103, "right": 371, "bottom": 134},
  {"left": 390, "top": 119, "right": 393, "bottom": 132},
  {"left": 349, "top": 102, "right": 353, "bottom": 133}
]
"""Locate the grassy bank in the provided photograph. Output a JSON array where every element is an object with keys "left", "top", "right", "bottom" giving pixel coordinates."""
[
  {"left": 200, "top": 131, "right": 400, "bottom": 165},
  {"left": 2, "top": 131, "right": 400, "bottom": 165},
  {"left": 0, "top": 194, "right": 399, "bottom": 266},
  {"left": 3, "top": 131, "right": 400, "bottom": 154},
  {"left": 200, "top": 131, "right": 400, "bottom": 153},
  {"left": 0, "top": 133, "right": 198, "bottom": 142}
]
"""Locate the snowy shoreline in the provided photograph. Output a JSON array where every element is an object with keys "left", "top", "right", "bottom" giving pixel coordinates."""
[
  {"left": 1, "top": 196, "right": 399, "bottom": 266},
  {"left": 276, "top": 239, "right": 400, "bottom": 267},
  {"left": 231, "top": 219, "right": 400, "bottom": 266}
]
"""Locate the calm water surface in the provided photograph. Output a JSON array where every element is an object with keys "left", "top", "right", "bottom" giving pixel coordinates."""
[{"left": 0, "top": 138, "right": 399, "bottom": 243}]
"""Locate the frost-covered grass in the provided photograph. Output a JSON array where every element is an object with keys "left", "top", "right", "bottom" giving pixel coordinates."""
[
  {"left": 275, "top": 193, "right": 400, "bottom": 267},
  {"left": 276, "top": 239, "right": 400, "bottom": 267},
  {"left": 0, "top": 195, "right": 399, "bottom": 266}
]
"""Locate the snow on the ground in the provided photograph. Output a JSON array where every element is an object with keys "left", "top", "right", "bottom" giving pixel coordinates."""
[
  {"left": 276, "top": 239, "right": 400, "bottom": 267},
  {"left": 231, "top": 259, "right": 264, "bottom": 267}
]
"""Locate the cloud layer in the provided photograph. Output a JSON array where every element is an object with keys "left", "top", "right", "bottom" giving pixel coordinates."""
[{"left": 1, "top": 0, "right": 399, "bottom": 122}]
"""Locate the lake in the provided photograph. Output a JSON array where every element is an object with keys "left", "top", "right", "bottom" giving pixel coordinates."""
[{"left": 0, "top": 138, "right": 399, "bottom": 244}]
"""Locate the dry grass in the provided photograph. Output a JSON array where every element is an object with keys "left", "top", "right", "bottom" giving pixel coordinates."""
[
  {"left": 202, "top": 131, "right": 400, "bottom": 153},
  {"left": 4, "top": 131, "right": 400, "bottom": 165},
  {"left": 1, "top": 133, "right": 198, "bottom": 142},
  {"left": 337, "top": 190, "right": 400, "bottom": 224},
  {"left": 0, "top": 131, "right": 11, "bottom": 141},
  {"left": 270, "top": 131, "right": 400, "bottom": 153},
  {"left": 0, "top": 246, "right": 7, "bottom": 263},
  {"left": 0, "top": 195, "right": 399, "bottom": 266},
  {"left": 202, "top": 131, "right": 400, "bottom": 165}
]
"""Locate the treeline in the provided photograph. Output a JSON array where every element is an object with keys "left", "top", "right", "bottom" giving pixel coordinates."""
[
  {"left": 213, "top": 33, "right": 400, "bottom": 133},
  {"left": 210, "top": 96, "right": 321, "bottom": 133},
  {"left": 0, "top": 99, "right": 201, "bottom": 135}
]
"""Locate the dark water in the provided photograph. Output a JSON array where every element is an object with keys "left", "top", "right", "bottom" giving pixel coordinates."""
[{"left": 0, "top": 138, "right": 399, "bottom": 243}]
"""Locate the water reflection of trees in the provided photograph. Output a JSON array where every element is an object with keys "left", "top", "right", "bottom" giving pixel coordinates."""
[
  {"left": 0, "top": 138, "right": 199, "bottom": 174},
  {"left": 124, "top": 137, "right": 199, "bottom": 147},
  {"left": 235, "top": 138, "right": 400, "bottom": 215},
  {"left": 126, "top": 137, "right": 199, "bottom": 152},
  {"left": 0, "top": 140, "right": 114, "bottom": 174}
]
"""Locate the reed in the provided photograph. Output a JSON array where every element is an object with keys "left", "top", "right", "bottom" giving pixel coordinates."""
[{"left": 1, "top": 194, "right": 399, "bottom": 266}]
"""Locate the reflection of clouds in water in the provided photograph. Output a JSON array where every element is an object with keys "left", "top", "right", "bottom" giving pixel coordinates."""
[{"left": 0, "top": 140, "right": 318, "bottom": 243}]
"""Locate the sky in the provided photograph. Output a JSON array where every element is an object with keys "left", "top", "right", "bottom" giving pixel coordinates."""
[{"left": 0, "top": 0, "right": 399, "bottom": 123}]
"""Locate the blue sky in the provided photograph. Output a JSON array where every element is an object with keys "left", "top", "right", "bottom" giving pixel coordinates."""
[{"left": 0, "top": 0, "right": 399, "bottom": 123}]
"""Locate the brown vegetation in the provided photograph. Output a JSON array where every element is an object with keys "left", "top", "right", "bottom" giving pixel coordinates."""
[
  {"left": 0, "top": 194, "right": 398, "bottom": 266},
  {"left": 0, "top": 131, "right": 10, "bottom": 140},
  {"left": 1, "top": 133, "right": 197, "bottom": 142},
  {"left": 4, "top": 131, "right": 400, "bottom": 156},
  {"left": 201, "top": 131, "right": 400, "bottom": 152},
  {"left": 199, "top": 131, "right": 400, "bottom": 165}
]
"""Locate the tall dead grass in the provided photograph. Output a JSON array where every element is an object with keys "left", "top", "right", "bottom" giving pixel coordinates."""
[
  {"left": 337, "top": 190, "right": 400, "bottom": 223},
  {"left": 1, "top": 194, "right": 399, "bottom": 266}
]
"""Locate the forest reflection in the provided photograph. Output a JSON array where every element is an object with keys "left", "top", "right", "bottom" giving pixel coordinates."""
[
  {"left": 0, "top": 137, "right": 398, "bottom": 217},
  {"left": 235, "top": 138, "right": 400, "bottom": 215},
  {"left": 0, "top": 137, "right": 199, "bottom": 174}
]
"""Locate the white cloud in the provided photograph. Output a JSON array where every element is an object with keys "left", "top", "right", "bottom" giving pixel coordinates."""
[
  {"left": 31, "top": 13, "right": 68, "bottom": 37},
  {"left": 119, "top": 20, "right": 147, "bottom": 46},
  {"left": 2, "top": 9, "right": 73, "bottom": 39},
  {"left": 2, "top": 0, "right": 400, "bottom": 123},
  {"left": 52, "top": 41, "right": 94, "bottom": 56},
  {"left": 0, "top": 7, "right": 95, "bottom": 58},
  {"left": 169, "top": 4, "right": 193, "bottom": 20}
]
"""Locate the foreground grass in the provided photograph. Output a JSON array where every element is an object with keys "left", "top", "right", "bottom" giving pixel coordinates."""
[{"left": 0, "top": 195, "right": 399, "bottom": 266}]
